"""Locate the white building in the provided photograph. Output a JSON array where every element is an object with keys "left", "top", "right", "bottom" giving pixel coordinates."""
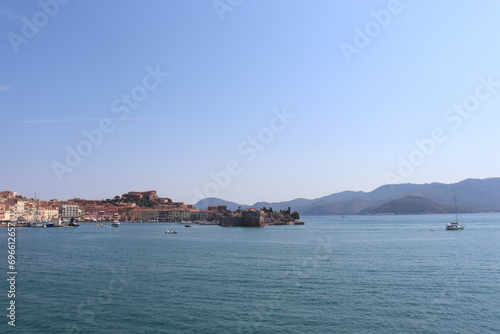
[
  {"left": 8, "top": 200, "right": 26, "bottom": 221},
  {"left": 39, "top": 206, "right": 59, "bottom": 221},
  {"left": 0, "top": 203, "right": 10, "bottom": 221},
  {"left": 61, "top": 204, "right": 81, "bottom": 222}
]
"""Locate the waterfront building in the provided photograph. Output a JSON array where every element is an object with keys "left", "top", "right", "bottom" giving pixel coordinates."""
[
  {"left": 8, "top": 199, "right": 26, "bottom": 221},
  {"left": 220, "top": 209, "right": 265, "bottom": 227},
  {"left": 80, "top": 205, "right": 118, "bottom": 221},
  {"left": 169, "top": 209, "right": 192, "bottom": 222},
  {"left": 24, "top": 202, "right": 36, "bottom": 221},
  {"left": 0, "top": 203, "right": 10, "bottom": 221},
  {"left": 38, "top": 204, "right": 59, "bottom": 221},
  {"left": 242, "top": 209, "right": 265, "bottom": 227},
  {"left": 190, "top": 209, "right": 214, "bottom": 221},
  {"left": 135, "top": 208, "right": 160, "bottom": 222},
  {"left": 130, "top": 206, "right": 215, "bottom": 222},
  {"left": 61, "top": 203, "right": 81, "bottom": 222}
]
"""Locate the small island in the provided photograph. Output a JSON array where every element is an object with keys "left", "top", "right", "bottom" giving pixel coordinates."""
[{"left": 220, "top": 206, "right": 303, "bottom": 227}]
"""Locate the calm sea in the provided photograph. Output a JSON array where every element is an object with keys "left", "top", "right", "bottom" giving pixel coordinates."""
[{"left": 1, "top": 214, "right": 500, "bottom": 333}]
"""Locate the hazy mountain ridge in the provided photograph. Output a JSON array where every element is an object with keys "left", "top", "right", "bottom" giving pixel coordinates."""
[
  {"left": 195, "top": 178, "right": 500, "bottom": 215},
  {"left": 366, "top": 196, "right": 459, "bottom": 215}
]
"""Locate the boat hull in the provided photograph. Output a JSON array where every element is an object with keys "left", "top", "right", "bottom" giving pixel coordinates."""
[{"left": 446, "top": 223, "right": 464, "bottom": 230}]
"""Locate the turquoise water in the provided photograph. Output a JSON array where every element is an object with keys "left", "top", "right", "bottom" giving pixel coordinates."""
[{"left": 2, "top": 214, "right": 500, "bottom": 333}]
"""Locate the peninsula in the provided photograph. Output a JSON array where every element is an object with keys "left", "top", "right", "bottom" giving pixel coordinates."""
[{"left": 0, "top": 190, "right": 303, "bottom": 227}]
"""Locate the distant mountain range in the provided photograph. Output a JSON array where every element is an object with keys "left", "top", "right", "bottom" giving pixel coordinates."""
[
  {"left": 366, "top": 196, "right": 459, "bottom": 215},
  {"left": 195, "top": 178, "right": 500, "bottom": 215}
]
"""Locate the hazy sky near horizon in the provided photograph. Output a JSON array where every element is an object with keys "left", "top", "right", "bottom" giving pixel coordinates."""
[{"left": 2, "top": 0, "right": 500, "bottom": 204}]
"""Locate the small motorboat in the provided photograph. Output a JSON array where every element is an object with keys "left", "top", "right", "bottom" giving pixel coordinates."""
[
  {"left": 184, "top": 224, "right": 192, "bottom": 227},
  {"left": 111, "top": 219, "right": 120, "bottom": 227},
  {"left": 165, "top": 230, "right": 178, "bottom": 234},
  {"left": 68, "top": 217, "right": 79, "bottom": 227}
]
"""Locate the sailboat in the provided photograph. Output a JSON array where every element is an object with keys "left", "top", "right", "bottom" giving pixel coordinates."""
[{"left": 446, "top": 195, "right": 464, "bottom": 230}]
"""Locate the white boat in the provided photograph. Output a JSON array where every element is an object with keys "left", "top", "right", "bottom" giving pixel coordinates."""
[
  {"left": 165, "top": 229, "right": 177, "bottom": 234},
  {"left": 111, "top": 219, "right": 120, "bottom": 227},
  {"left": 446, "top": 195, "right": 464, "bottom": 230},
  {"left": 446, "top": 222, "right": 464, "bottom": 230}
]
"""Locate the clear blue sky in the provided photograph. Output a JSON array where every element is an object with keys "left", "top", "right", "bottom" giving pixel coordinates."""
[{"left": 2, "top": 0, "right": 500, "bottom": 204}]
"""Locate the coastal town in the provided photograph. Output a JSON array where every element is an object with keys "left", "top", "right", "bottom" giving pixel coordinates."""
[{"left": 0, "top": 190, "right": 303, "bottom": 227}]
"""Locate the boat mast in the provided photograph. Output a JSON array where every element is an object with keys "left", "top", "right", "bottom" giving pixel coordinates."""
[
  {"left": 34, "top": 193, "right": 38, "bottom": 223},
  {"left": 454, "top": 194, "right": 458, "bottom": 222}
]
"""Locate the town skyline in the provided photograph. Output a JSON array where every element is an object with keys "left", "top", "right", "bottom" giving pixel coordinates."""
[
  {"left": 0, "top": 190, "right": 302, "bottom": 227},
  {"left": 4, "top": 175, "right": 499, "bottom": 207},
  {"left": 0, "top": 189, "right": 227, "bottom": 223}
]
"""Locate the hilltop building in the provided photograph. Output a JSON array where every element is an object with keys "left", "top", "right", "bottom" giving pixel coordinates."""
[
  {"left": 122, "top": 190, "right": 160, "bottom": 202},
  {"left": 0, "top": 191, "right": 17, "bottom": 199}
]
